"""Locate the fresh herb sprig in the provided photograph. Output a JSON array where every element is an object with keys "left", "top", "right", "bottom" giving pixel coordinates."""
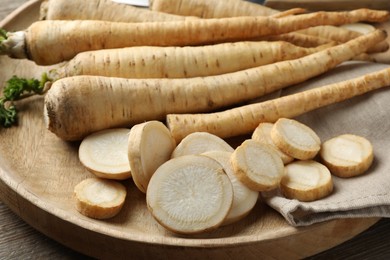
[{"left": 0, "top": 74, "right": 48, "bottom": 127}]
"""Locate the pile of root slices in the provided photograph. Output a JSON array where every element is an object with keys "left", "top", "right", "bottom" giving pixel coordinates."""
[{"left": 74, "top": 118, "right": 374, "bottom": 235}]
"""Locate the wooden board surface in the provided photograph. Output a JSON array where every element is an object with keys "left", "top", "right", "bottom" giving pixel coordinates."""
[
  {"left": 264, "top": 0, "right": 390, "bottom": 11},
  {"left": 0, "top": 0, "right": 388, "bottom": 259}
]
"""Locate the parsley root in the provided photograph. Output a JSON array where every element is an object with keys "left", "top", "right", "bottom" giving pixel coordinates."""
[
  {"left": 166, "top": 66, "right": 390, "bottom": 142},
  {"left": 44, "top": 30, "right": 386, "bottom": 140},
  {"left": 1, "top": 9, "right": 388, "bottom": 65}
]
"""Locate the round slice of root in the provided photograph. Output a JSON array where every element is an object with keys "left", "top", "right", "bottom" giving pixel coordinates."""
[
  {"left": 79, "top": 128, "right": 131, "bottom": 180},
  {"left": 231, "top": 140, "right": 284, "bottom": 192},
  {"left": 202, "top": 151, "right": 259, "bottom": 226},
  {"left": 320, "top": 134, "right": 374, "bottom": 178},
  {"left": 74, "top": 178, "right": 127, "bottom": 219},
  {"left": 171, "top": 132, "right": 234, "bottom": 158},
  {"left": 128, "top": 121, "right": 176, "bottom": 193},
  {"left": 281, "top": 160, "right": 333, "bottom": 202},
  {"left": 252, "top": 122, "right": 294, "bottom": 164},
  {"left": 146, "top": 155, "right": 233, "bottom": 234},
  {"left": 271, "top": 118, "right": 321, "bottom": 160}
]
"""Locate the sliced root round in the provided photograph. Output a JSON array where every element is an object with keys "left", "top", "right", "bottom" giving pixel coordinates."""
[
  {"left": 128, "top": 121, "right": 176, "bottom": 193},
  {"left": 171, "top": 132, "right": 234, "bottom": 158},
  {"left": 202, "top": 151, "right": 259, "bottom": 226},
  {"left": 270, "top": 118, "right": 321, "bottom": 160},
  {"left": 74, "top": 178, "right": 127, "bottom": 219},
  {"left": 252, "top": 122, "right": 294, "bottom": 164},
  {"left": 320, "top": 134, "right": 374, "bottom": 178},
  {"left": 230, "top": 140, "right": 284, "bottom": 192},
  {"left": 281, "top": 160, "right": 333, "bottom": 202},
  {"left": 78, "top": 128, "right": 131, "bottom": 180},
  {"left": 146, "top": 155, "right": 233, "bottom": 235}
]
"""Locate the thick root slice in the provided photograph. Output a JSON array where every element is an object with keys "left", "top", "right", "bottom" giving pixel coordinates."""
[
  {"left": 171, "top": 132, "right": 234, "bottom": 158},
  {"left": 78, "top": 128, "right": 131, "bottom": 180},
  {"left": 128, "top": 121, "right": 176, "bottom": 193},
  {"left": 252, "top": 122, "right": 294, "bottom": 164},
  {"left": 271, "top": 118, "right": 321, "bottom": 160},
  {"left": 230, "top": 140, "right": 284, "bottom": 192},
  {"left": 202, "top": 151, "right": 259, "bottom": 226},
  {"left": 320, "top": 134, "right": 374, "bottom": 178},
  {"left": 280, "top": 160, "right": 333, "bottom": 202},
  {"left": 74, "top": 178, "right": 127, "bottom": 219},
  {"left": 146, "top": 155, "right": 233, "bottom": 234}
]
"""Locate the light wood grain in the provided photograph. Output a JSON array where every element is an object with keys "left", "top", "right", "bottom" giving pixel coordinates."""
[{"left": 1, "top": 0, "right": 390, "bottom": 259}]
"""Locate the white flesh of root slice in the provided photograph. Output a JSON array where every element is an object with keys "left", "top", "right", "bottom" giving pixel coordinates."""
[
  {"left": 127, "top": 121, "right": 176, "bottom": 193},
  {"left": 78, "top": 128, "right": 131, "bottom": 180},
  {"left": 280, "top": 160, "right": 333, "bottom": 202},
  {"left": 171, "top": 132, "right": 234, "bottom": 158},
  {"left": 251, "top": 122, "right": 294, "bottom": 164},
  {"left": 271, "top": 118, "right": 321, "bottom": 160},
  {"left": 320, "top": 134, "right": 374, "bottom": 178},
  {"left": 74, "top": 178, "right": 127, "bottom": 219},
  {"left": 340, "top": 23, "right": 376, "bottom": 35},
  {"left": 202, "top": 151, "right": 259, "bottom": 226},
  {"left": 230, "top": 140, "right": 284, "bottom": 192},
  {"left": 146, "top": 155, "right": 233, "bottom": 234}
]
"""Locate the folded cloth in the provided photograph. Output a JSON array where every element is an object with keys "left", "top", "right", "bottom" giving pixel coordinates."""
[{"left": 261, "top": 61, "right": 390, "bottom": 226}]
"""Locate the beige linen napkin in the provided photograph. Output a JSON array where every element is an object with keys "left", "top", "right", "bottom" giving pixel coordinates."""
[{"left": 261, "top": 61, "right": 390, "bottom": 226}]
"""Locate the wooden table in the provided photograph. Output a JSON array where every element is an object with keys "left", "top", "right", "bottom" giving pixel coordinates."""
[{"left": 1, "top": 1, "right": 390, "bottom": 259}]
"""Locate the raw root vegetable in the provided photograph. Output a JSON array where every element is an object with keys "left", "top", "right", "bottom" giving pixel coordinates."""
[
  {"left": 78, "top": 128, "right": 131, "bottom": 180},
  {"left": 35, "top": 41, "right": 334, "bottom": 85},
  {"left": 1, "top": 9, "right": 389, "bottom": 65},
  {"left": 320, "top": 134, "right": 374, "bottom": 178},
  {"left": 230, "top": 140, "right": 284, "bottom": 192},
  {"left": 74, "top": 178, "right": 127, "bottom": 219},
  {"left": 297, "top": 25, "right": 389, "bottom": 53},
  {"left": 146, "top": 155, "right": 233, "bottom": 234},
  {"left": 150, "top": 0, "right": 304, "bottom": 18},
  {"left": 166, "top": 67, "right": 390, "bottom": 142},
  {"left": 280, "top": 160, "right": 333, "bottom": 202},
  {"left": 171, "top": 132, "right": 234, "bottom": 158},
  {"left": 270, "top": 118, "right": 321, "bottom": 160},
  {"left": 127, "top": 121, "right": 176, "bottom": 193},
  {"left": 259, "top": 32, "right": 334, "bottom": 48},
  {"left": 202, "top": 151, "right": 259, "bottom": 226},
  {"left": 40, "top": 0, "right": 190, "bottom": 22},
  {"left": 44, "top": 30, "right": 386, "bottom": 141},
  {"left": 252, "top": 123, "right": 294, "bottom": 164}
]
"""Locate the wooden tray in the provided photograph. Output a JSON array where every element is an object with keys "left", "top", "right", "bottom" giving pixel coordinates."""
[{"left": 0, "top": 1, "right": 384, "bottom": 258}]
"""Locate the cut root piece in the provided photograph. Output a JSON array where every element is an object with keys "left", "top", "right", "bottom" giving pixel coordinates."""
[
  {"left": 230, "top": 140, "right": 284, "bottom": 192},
  {"left": 171, "top": 132, "right": 234, "bottom": 158},
  {"left": 146, "top": 155, "right": 233, "bottom": 234},
  {"left": 320, "top": 134, "right": 374, "bottom": 178},
  {"left": 202, "top": 151, "right": 259, "bottom": 226},
  {"left": 252, "top": 122, "right": 294, "bottom": 164},
  {"left": 74, "top": 178, "right": 127, "bottom": 219},
  {"left": 271, "top": 118, "right": 321, "bottom": 160},
  {"left": 128, "top": 121, "right": 176, "bottom": 193},
  {"left": 78, "top": 128, "right": 131, "bottom": 180},
  {"left": 280, "top": 160, "right": 333, "bottom": 202}
]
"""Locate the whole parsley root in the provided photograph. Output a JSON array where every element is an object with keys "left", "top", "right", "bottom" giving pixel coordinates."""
[
  {"left": 1, "top": 9, "right": 388, "bottom": 65},
  {"left": 0, "top": 75, "right": 48, "bottom": 127}
]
